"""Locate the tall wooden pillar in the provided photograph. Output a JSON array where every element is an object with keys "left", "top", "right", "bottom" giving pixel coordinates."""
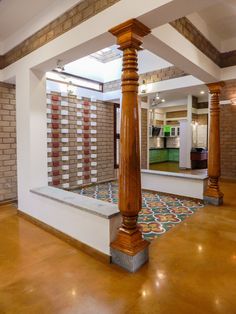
[
  {"left": 109, "top": 19, "right": 150, "bottom": 272},
  {"left": 204, "top": 82, "right": 225, "bottom": 206}
]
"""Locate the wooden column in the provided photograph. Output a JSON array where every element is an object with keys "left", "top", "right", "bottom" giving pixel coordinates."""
[
  {"left": 109, "top": 19, "right": 150, "bottom": 268},
  {"left": 204, "top": 82, "right": 225, "bottom": 206}
]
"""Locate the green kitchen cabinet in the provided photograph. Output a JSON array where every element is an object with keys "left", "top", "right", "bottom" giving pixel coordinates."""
[
  {"left": 168, "top": 149, "right": 179, "bottom": 162},
  {"left": 149, "top": 148, "right": 179, "bottom": 163},
  {"left": 149, "top": 149, "right": 168, "bottom": 163}
]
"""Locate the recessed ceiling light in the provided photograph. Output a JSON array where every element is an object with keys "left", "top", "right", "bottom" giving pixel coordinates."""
[
  {"left": 155, "top": 93, "right": 160, "bottom": 100},
  {"left": 55, "top": 59, "right": 65, "bottom": 72},
  {"left": 200, "top": 91, "right": 205, "bottom": 95},
  {"left": 161, "top": 99, "right": 165, "bottom": 103}
]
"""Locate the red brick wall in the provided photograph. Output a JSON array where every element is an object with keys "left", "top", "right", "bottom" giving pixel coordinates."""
[
  {"left": 0, "top": 83, "right": 17, "bottom": 202},
  {"left": 220, "top": 80, "right": 236, "bottom": 179}
]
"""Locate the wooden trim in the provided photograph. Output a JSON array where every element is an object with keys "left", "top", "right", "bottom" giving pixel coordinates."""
[
  {"left": 17, "top": 210, "right": 111, "bottom": 264},
  {"left": 0, "top": 198, "right": 17, "bottom": 207}
]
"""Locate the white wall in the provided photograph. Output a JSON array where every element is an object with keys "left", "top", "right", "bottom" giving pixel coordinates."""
[{"left": 142, "top": 170, "right": 207, "bottom": 199}]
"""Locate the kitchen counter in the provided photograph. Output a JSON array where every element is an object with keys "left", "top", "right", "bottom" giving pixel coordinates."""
[
  {"left": 149, "top": 148, "right": 179, "bottom": 163},
  {"left": 149, "top": 147, "right": 179, "bottom": 150}
]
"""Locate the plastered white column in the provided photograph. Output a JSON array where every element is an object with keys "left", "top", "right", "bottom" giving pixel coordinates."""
[
  {"left": 186, "top": 94, "right": 193, "bottom": 168},
  {"left": 179, "top": 95, "right": 192, "bottom": 169},
  {"left": 16, "top": 69, "right": 47, "bottom": 211}
]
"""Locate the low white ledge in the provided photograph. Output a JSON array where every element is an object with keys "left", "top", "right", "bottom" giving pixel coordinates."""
[
  {"left": 23, "top": 186, "right": 121, "bottom": 256},
  {"left": 141, "top": 170, "right": 208, "bottom": 199},
  {"left": 31, "top": 186, "right": 119, "bottom": 218}
]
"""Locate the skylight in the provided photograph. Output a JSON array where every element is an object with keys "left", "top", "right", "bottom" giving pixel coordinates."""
[{"left": 89, "top": 45, "right": 122, "bottom": 63}]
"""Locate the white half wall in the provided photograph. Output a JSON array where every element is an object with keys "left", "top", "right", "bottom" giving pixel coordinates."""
[
  {"left": 141, "top": 170, "right": 208, "bottom": 200},
  {"left": 30, "top": 187, "right": 121, "bottom": 256}
]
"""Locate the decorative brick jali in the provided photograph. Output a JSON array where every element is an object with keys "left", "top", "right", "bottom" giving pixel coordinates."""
[
  {"left": 0, "top": 82, "right": 17, "bottom": 202},
  {"left": 47, "top": 92, "right": 116, "bottom": 188}
]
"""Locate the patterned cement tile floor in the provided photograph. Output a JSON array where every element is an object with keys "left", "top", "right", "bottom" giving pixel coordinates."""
[{"left": 74, "top": 181, "right": 204, "bottom": 241}]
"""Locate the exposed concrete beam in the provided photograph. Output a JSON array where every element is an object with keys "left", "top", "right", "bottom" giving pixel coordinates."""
[
  {"left": 144, "top": 24, "right": 221, "bottom": 83},
  {"left": 138, "top": 0, "right": 222, "bottom": 30},
  {"left": 221, "top": 65, "right": 236, "bottom": 81},
  {"left": 1, "top": 0, "right": 223, "bottom": 83}
]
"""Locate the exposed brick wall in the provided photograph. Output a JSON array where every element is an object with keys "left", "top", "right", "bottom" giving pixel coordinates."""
[
  {"left": 47, "top": 91, "right": 115, "bottom": 188},
  {"left": 140, "top": 66, "right": 187, "bottom": 85},
  {"left": 0, "top": 0, "right": 121, "bottom": 69},
  {"left": 0, "top": 83, "right": 17, "bottom": 202},
  {"left": 97, "top": 102, "right": 116, "bottom": 181},
  {"left": 103, "top": 79, "right": 121, "bottom": 93},
  {"left": 103, "top": 66, "right": 187, "bottom": 92},
  {"left": 220, "top": 80, "right": 236, "bottom": 179},
  {"left": 141, "top": 109, "right": 148, "bottom": 169},
  {"left": 166, "top": 120, "right": 180, "bottom": 125},
  {"left": 170, "top": 17, "right": 236, "bottom": 68},
  {"left": 166, "top": 110, "right": 187, "bottom": 119},
  {"left": 221, "top": 80, "right": 236, "bottom": 101}
]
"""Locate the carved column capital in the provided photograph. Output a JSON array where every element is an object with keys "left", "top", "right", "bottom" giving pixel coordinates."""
[
  {"left": 109, "top": 19, "right": 150, "bottom": 51},
  {"left": 207, "top": 81, "right": 225, "bottom": 94}
]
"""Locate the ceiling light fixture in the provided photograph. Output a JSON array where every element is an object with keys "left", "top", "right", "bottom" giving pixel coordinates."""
[
  {"left": 155, "top": 93, "right": 160, "bottom": 100},
  {"left": 200, "top": 91, "right": 205, "bottom": 95},
  {"left": 151, "top": 93, "right": 166, "bottom": 106},
  {"left": 141, "top": 80, "right": 147, "bottom": 94},
  {"left": 55, "top": 59, "right": 65, "bottom": 72}
]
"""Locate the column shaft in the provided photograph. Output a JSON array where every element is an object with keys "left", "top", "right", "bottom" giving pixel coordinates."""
[
  {"left": 204, "top": 82, "right": 225, "bottom": 206},
  {"left": 109, "top": 19, "right": 150, "bottom": 267}
]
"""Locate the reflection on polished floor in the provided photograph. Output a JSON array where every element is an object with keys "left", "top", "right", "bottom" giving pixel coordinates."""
[
  {"left": 149, "top": 161, "right": 208, "bottom": 175},
  {"left": 0, "top": 181, "right": 236, "bottom": 314}
]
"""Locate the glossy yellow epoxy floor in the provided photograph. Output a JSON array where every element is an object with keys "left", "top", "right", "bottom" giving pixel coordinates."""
[{"left": 0, "top": 182, "right": 236, "bottom": 314}]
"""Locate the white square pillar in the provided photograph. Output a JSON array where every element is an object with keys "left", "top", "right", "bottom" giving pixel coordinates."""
[{"left": 16, "top": 69, "right": 48, "bottom": 211}]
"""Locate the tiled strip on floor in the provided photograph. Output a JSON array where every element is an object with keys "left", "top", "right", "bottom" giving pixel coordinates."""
[{"left": 74, "top": 181, "right": 204, "bottom": 241}]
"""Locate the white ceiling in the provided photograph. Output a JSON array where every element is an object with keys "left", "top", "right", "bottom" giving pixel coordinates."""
[
  {"left": 0, "top": 0, "right": 81, "bottom": 53},
  {"left": 198, "top": 0, "right": 236, "bottom": 40},
  {"left": 0, "top": 0, "right": 55, "bottom": 40},
  {"left": 149, "top": 85, "right": 208, "bottom": 106},
  {"left": 64, "top": 49, "right": 172, "bottom": 83}
]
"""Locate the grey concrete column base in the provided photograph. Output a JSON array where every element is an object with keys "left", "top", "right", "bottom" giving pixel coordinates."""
[
  {"left": 204, "top": 195, "right": 223, "bottom": 206},
  {"left": 110, "top": 246, "right": 149, "bottom": 272}
]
